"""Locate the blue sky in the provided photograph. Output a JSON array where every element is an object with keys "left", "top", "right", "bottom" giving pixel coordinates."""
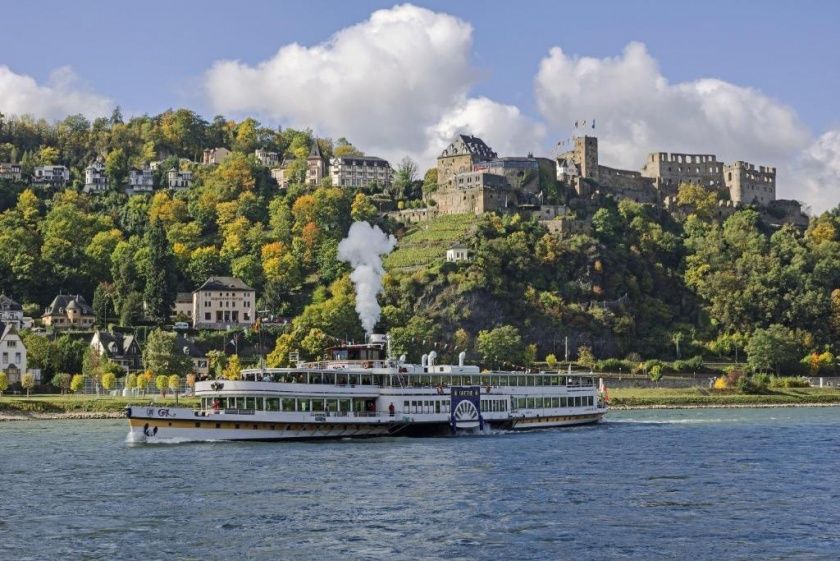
[{"left": 1, "top": 1, "right": 838, "bottom": 209}]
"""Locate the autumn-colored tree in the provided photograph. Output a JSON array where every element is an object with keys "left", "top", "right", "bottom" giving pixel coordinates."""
[{"left": 222, "top": 355, "right": 241, "bottom": 381}]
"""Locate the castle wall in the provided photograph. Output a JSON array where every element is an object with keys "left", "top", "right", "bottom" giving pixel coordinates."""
[
  {"left": 432, "top": 172, "right": 513, "bottom": 215},
  {"left": 641, "top": 152, "right": 725, "bottom": 195},
  {"left": 725, "top": 161, "right": 776, "bottom": 206}
]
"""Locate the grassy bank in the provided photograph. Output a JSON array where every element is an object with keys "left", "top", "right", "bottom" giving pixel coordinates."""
[
  {"left": 0, "top": 395, "right": 199, "bottom": 415},
  {"left": 608, "top": 387, "right": 840, "bottom": 408}
]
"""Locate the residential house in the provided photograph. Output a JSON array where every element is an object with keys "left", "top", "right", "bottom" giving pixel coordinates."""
[
  {"left": 0, "top": 323, "right": 30, "bottom": 384},
  {"left": 167, "top": 168, "right": 193, "bottom": 190},
  {"left": 255, "top": 149, "right": 280, "bottom": 167},
  {"left": 330, "top": 156, "right": 393, "bottom": 189},
  {"left": 446, "top": 243, "right": 471, "bottom": 263},
  {"left": 127, "top": 167, "right": 154, "bottom": 195},
  {"left": 0, "top": 163, "right": 23, "bottom": 181},
  {"left": 90, "top": 329, "right": 142, "bottom": 373},
  {"left": 84, "top": 160, "right": 108, "bottom": 193},
  {"left": 42, "top": 294, "right": 96, "bottom": 330},
  {"left": 202, "top": 147, "right": 231, "bottom": 165},
  {"left": 271, "top": 158, "right": 293, "bottom": 188},
  {"left": 0, "top": 294, "right": 32, "bottom": 329},
  {"left": 174, "top": 334, "right": 209, "bottom": 378},
  {"left": 306, "top": 143, "right": 327, "bottom": 186},
  {"left": 191, "top": 277, "right": 256, "bottom": 330},
  {"left": 172, "top": 292, "right": 193, "bottom": 320},
  {"left": 33, "top": 165, "right": 70, "bottom": 188}
]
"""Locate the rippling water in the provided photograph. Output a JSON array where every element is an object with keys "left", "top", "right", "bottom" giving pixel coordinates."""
[{"left": 1, "top": 407, "right": 839, "bottom": 560}]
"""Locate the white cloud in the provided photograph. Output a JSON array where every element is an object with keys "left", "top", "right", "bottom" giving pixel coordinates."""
[
  {"left": 536, "top": 42, "right": 809, "bottom": 168},
  {"left": 423, "top": 97, "right": 546, "bottom": 163},
  {"left": 204, "top": 4, "right": 541, "bottom": 168},
  {"left": 533, "top": 42, "right": 840, "bottom": 211},
  {"left": 794, "top": 130, "right": 840, "bottom": 213},
  {"left": 0, "top": 65, "right": 113, "bottom": 120}
]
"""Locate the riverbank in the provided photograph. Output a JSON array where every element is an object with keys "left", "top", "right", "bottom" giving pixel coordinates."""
[
  {"left": 607, "top": 387, "right": 840, "bottom": 408},
  {"left": 2, "top": 388, "right": 839, "bottom": 421},
  {"left": 0, "top": 395, "right": 198, "bottom": 422}
]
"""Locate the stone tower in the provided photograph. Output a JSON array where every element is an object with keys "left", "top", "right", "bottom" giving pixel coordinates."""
[
  {"left": 436, "top": 134, "right": 497, "bottom": 187},
  {"left": 306, "top": 142, "right": 327, "bottom": 186},
  {"left": 724, "top": 161, "right": 776, "bottom": 206}
]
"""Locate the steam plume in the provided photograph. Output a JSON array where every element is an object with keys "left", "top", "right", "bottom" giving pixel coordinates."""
[{"left": 337, "top": 221, "right": 397, "bottom": 335}]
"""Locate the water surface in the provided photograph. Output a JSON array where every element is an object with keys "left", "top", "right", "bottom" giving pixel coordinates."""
[{"left": 1, "top": 407, "right": 838, "bottom": 560}]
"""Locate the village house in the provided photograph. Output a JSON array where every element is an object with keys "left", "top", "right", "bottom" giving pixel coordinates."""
[
  {"left": 202, "top": 147, "right": 231, "bottom": 165},
  {"left": 83, "top": 160, "right": 108, "bottom": 193},
  {"left": 0, "top": 163, "right": 23, "bottom": 181},
  {"left": 42, "top": 294, "right": 96, "bottom": 330},
  {"left": 306, "top": 143, "right": 328, "bottom": 186},
  {"left": 191, "top": 277, "right": 256, "bottom": 330},
  {"left": 172, "top": 292, "right": 193, "bottom": 320},
  {"left": 446, "top": 243, "right": 471, "bottom": 263},
  {"left": 32, "top": 165, "right": 70, "bottom": 188},
  {"left": 0, "top": 322, "right": 31, "bottom": 385},
  {"left": 167, "top": 168, "right": 193, "bottom": 190},
  {"left": 0, "top": 294, "right": 32, "bottom": 329},
  {"left": 90, "top": 329, "right": 142, "bottom": 373},
  {"left": 330, "top": 155, "right": 393, "bottom": 189},
  {"left": 174, "top": 334, "right": 209, "bottom": 378},
  {"left": 255, "top": 149, "right": 280, "bottom": 167},
  {"left": 127, "top": 166, "right": 154, "bottom": 195}
]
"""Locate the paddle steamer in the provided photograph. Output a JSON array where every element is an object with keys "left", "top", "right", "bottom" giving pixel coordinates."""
[{"left": 126, "top": 334, "right": 607, "bottom": 442}]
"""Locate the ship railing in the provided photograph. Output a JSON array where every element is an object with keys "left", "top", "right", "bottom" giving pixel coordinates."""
[{"left": 298, "top": 359, "right": 397, "bottom": 370}]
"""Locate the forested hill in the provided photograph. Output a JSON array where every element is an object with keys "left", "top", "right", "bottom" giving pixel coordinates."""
[{"left": 1, "top": 110, "right": 839, "bottom": 375}]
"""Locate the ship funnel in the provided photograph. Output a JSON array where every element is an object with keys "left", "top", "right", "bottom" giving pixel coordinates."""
[
  {"left": 421, "top": 354, "right": 428, "bottom": 367},
  {"left": 458, "top": 351, "right": 466, "bottom": 366},
  {"left": 428, "top": 351, "right": 437, "bottom": 368}
]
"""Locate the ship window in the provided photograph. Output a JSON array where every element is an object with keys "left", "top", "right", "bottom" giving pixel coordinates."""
[
  {"left": 435, "top": 401, "right": 441, "bottom": 414},
  {"left": 245, "top": 397, "right": 256, "bottom": 410},
  {"left": 527, "top": 398, "right": 536, "bottom": 409},
  {"left": 282, "top": 398, "right": 295, "bottom": 411},
  {"left": 266, "top": 398, "right": 280, "bottom": 411},
  {"left": 234, "top": 424, "right": 240, "bottom": 429},
  {"left": 312, "top": 399, "right": 324, "bottom": 412},
  {"left": 215, "top": 423, "right": 221, "bottom": 429}
]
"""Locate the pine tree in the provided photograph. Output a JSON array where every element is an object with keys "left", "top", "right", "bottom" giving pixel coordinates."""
[{"left": 143, "top": 220, "right": 176, "bottom": 324}]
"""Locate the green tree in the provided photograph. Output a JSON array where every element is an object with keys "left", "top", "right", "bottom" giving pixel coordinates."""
[
  {"left": 20, "top": 372, "right": 35, "bottom": 397},
  {"left": 222, "top": 355, "right": 241, "bottom": 381},
  {"left": 92, "top": 282, "right": 114, "bottom": 327},
  {"left": 545, "top": 353, "right": 558, "bottom": 369},
  {"left": 155, "top": 374, "right": 169, "bottom": 397},
  {"left": 51, "top": 373, "right": 72, "bottom": 395},
  {"left": 70, "top": 374, "right": 86, "bottom": 393},
  {"left": 142, "top": 328, "right": 193, "bottom": 376},
  {"left": 143, "top": 220, "right": 177, "bottom": 323},
  {"left": 125, "top": 373, "right": 137, "bottom": 391},
  {"left": 105, "top": 148, "right": 129, "bottom": 187},
  {"left": 746, "top": 324, "right": 801, "bottom": 374},
  {"left": 476, "top": 325, "right": 524, "bottom": 369},
  {"left": 101, "top": 372, "right": 117, "bottom": 392},
  {"left": 168, "top": 374, "right": 182, "bottom": 403},
  {"left": 0, "top": 371, "right": 8, "bottom": 395},
  {"left": 577, "top": 346, "right": 596, "bottom": 369}
]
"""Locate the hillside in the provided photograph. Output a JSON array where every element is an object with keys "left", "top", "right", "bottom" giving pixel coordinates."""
[{"left": 384, "top": 213, "right": 479, "bottom": 271}]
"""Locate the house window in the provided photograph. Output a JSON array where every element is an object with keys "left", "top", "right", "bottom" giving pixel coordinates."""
[
  {"left": 1, "top": 353, "right": 7, "bottom": 364},
  {"left": 7, "top": 341, "right": 15, "bottom": 348},
  {"left": 15, "top": 353, "right": 21, "bottom": 364},
  {"left": 204, "top": 312, "right": 211, "bottom": 321}
]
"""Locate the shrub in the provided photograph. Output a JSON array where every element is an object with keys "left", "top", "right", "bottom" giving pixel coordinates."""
[
  {"left": 671, "top": 355, "right": 704, "bottom": 373},
  {"left": 769, "top": 376, "right": 810, "bottom": 389},
  {"left": 648, "top": 364, "right": 664, "bottom": 382},
  {"left": 595, "top": 358, "right": 633, "bottom": 373},
  {"left": 736, "top": 374, "right": 770, "bottom": 395}
]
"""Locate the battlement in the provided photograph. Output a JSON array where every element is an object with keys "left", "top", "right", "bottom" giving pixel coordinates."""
[
  {"left": 726, "top": 161, "right": 776, "bottom": 175},
  {"left": 649, "top": 152, "right": 719, "bottom": 164}
]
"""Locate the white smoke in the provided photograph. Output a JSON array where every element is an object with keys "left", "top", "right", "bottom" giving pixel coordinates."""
[{"left": 337, "top": 222, "right": 397, "bottom": 335}]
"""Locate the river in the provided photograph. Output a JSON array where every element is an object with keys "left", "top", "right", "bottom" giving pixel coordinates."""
[{"left": 1, "top": 407, "right": 838, "bottom": 560}]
